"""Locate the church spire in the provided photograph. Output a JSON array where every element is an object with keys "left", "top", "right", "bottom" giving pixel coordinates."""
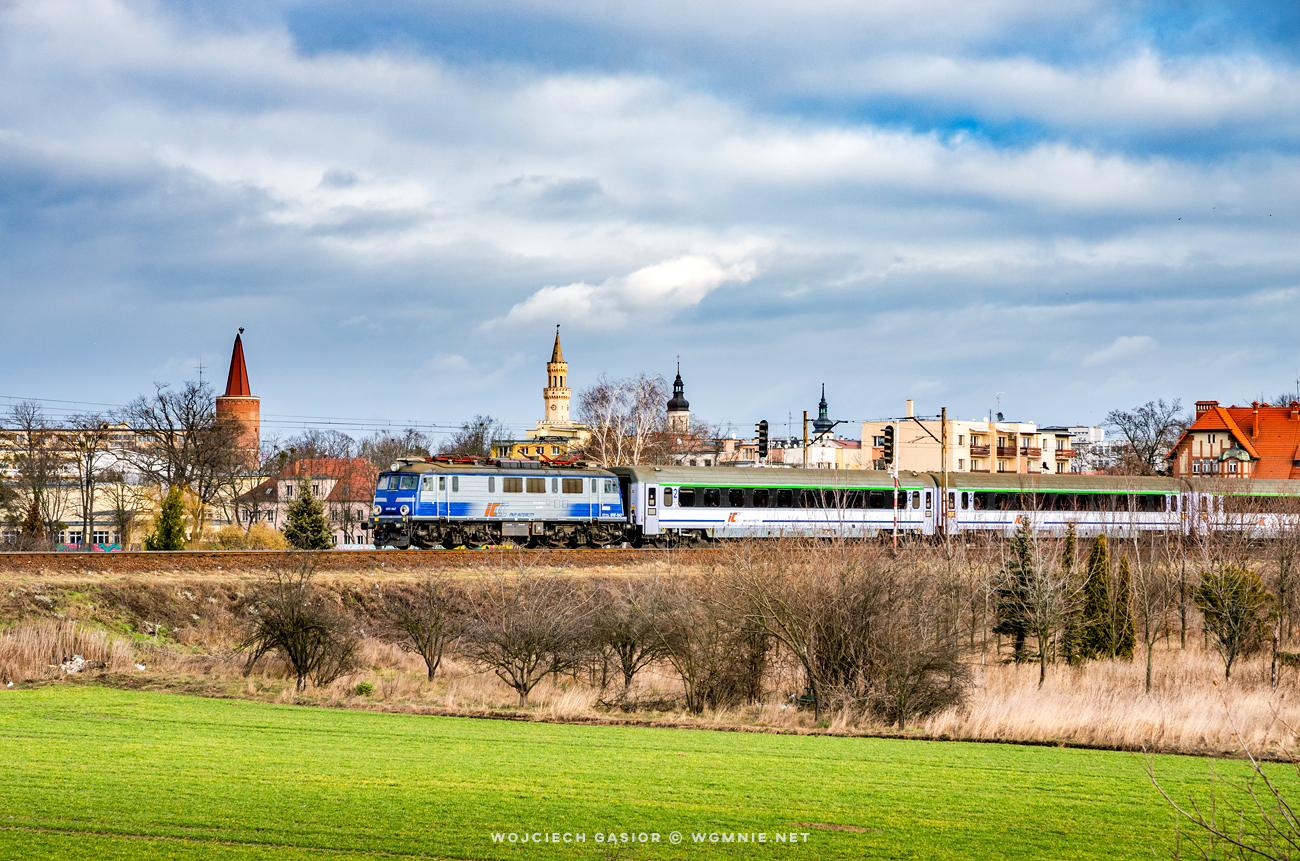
[
  {"left": 667, "top": 357, "right": 690, "bottom": 432},
  {"left": 542, "top": 325, "right": 571, "bottom": 425},
  {"left": 223, "top": 329, "right": 251, "bottom": 397},
  {"left": 550, "top": 324, "right": 564, "bottom": 364},
  {"left": 813, "top": 384, "right": 834, "bottom": 435}
]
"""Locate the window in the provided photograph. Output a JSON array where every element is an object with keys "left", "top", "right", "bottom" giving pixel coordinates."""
[
  {"left": 604, "top": 479, "right": 617, "bottom": 494},
  {"left": 285, "top": 483, "right": 294, "bottom": 497},
  {"left": 562, "top": 478, "right": 583, "bottom": 494},
  {"left": 504, "top": 477, "right": 523, "bottom": 493},
  {"left": 312, "top": 484, "right": 320, "bottom": 496},
  {"left": 489, "top": 477, "right": 495, "bottom": 492},
  {"left": 912, "top": 493, "right": 921, "bottom": 510},
  {"left": 869, "top": 490, "right": 885, "bottom": 509},
  {"left": 663, "top": 489, "right": 672, "bottom": 507},
  {"left": 527, "top": 477, "right": 546, "bottom": 493},
  {"left": 552, "top": 446, "right": 561, "bottom": 455},
  {"left": 679, "top": 488, "right": 695, "bottom": 507},
  {"left": 399, "top": 475, "right": 418, "bottom": 490},
  {"left": 925, "top": 492, "right": 932, "bottom": 510},
  {"left": 957, "top": 459, "right": 964, "bottom": 470},
  {"left": 648, "top": 488, "right": 657, "bottom": 506},
  {"left": 728, "top": 489, "right": 746, "bottom": 507},
  {"left": 438, "top": 477, "right": 446, "bottom": 491},
  {"left": 703, "top": 488, "right": 721, "bottom": 507},
  {"left": 776, "top": 489, "right": 793, "bottom": 508},
  {"left": 752, "top": 489, "right": 769, "bottom": 507},
  {"left": 552, "top": 478, "right": 559, "bottom": 493},
  {"left": 947, "top": 492, "right": 955, "bottom": 511},
  {"left": 961, "top": 492, "right": 969, "bottom": 510},
  {"left": 93, "top": 530, "right": 110, "bottom": 544},
  {"left": 376, "top": 476, "right": 389, "bottom": 490},
  {"left": 958, "top": 435, "right": 964, "bottom": 445}
]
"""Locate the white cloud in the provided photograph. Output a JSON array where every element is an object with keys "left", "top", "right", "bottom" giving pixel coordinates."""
[
  {"left": 1083, "top": 335, "right": 1158, "bottom": 367},
  {"left": 487, "top": 254, "right": 759, "bottom": 329}
]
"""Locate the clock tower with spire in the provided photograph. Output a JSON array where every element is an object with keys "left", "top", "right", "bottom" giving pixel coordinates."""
[{"left": 542, "top": 325, "right": 571, "bottom": 425}]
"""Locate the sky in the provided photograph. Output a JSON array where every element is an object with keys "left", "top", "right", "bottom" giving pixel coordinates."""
[{"left": 3, "top": 0, "right": 1300, "bottom": 444}]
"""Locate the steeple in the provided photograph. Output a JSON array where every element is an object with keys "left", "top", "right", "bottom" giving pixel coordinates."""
[
  {"left": 542, "top": 325, "right": 571, "bottom": 426},
  {"left": 813, "top": 384, "right": 834, "bottom": 435},
  {"left": 222, "top": 331, "right": 251, "bottom": 397},
  {"left": 667, "top": 359, "right": 690, "bottom": 433}
]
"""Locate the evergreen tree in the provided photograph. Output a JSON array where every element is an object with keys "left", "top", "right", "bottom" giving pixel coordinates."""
[
  {"left": 20, "top": 500, "right": 43, "bottom": 539},
  {"left": 144, "top": 486, "right": 188, "bottom": 551},
  {"left": 1112, "top": 554, "right": 1137, "bottom": 660},
  {"left": 993, "top": 522, "right": 1034, "bottom": 663},
  {"left": 1057, "top": 524, "right": 1083, "bottom": 665},
  {"left": 1079, "top": 533, "right": 1112, "bottom": 659},
  {"left": 284, "top": 482, "right": 334, "bottom": 550}
]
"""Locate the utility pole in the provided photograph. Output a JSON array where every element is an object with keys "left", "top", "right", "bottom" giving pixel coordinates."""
[
  {"left": 940, "top": 406, "right": 948, "bottom": 538},
  {"left": 802, "top": 411, "right": 809, "bottom": 469}
]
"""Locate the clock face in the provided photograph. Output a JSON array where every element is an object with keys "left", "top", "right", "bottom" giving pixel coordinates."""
[{"left": 550, "top": 404, "right": 556, "bottom": 410}]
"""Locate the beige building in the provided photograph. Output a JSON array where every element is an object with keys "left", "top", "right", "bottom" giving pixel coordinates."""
[{"left": 861, "top": 401, "right": 1079, "bottom": 475}]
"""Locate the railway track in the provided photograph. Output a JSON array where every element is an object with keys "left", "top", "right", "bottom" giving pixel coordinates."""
[{"left": 0, "top": 547, "right": 719, "bottom": 575}]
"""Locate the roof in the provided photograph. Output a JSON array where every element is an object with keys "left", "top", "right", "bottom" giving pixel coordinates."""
[
  {"left": 237, "top": 458, "right": 379, "bottom": 504},
  {"left": 549, "top": 328, "right": 564, "bottom": 364},
  {"left": 609, "top": 465, "right": 934, "bottom": 489},
  {"left": 1168, "top": 401, "right": 1300, "bottom": 479},
  {"left": 221, "top": 334, "right": 252, "bottom": 398}
]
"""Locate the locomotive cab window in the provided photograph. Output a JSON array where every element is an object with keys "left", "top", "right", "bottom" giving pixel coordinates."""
[
  {"left": 604, "top": 479, "right": 617, "bottom": 494},
  {"left": 399, "top": 475, "right": 418, "bottom": 490}
]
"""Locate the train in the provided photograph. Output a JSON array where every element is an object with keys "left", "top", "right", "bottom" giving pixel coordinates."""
[{"left": 368, "top": 457, "right": 1300, "bottom": 549}]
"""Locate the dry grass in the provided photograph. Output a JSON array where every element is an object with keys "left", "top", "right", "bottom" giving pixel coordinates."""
[
  {"left": 924, "top": 644, "right": 1300, "bottom": 754},
  {"left": 0, "top": 619, "right": 137, "bottom": 683}
]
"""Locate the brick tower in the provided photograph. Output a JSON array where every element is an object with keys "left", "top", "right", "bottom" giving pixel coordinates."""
[{"left": 215, "top": 329, "right": 260, "bottom": 468}]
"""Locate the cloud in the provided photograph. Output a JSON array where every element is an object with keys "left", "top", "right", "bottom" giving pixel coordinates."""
[
  {"left": 487, "top": 254, "right": 759, "bottom": 329},
  {"left": 1083, "top": 335, "right": 1159, "bottom": 367}
]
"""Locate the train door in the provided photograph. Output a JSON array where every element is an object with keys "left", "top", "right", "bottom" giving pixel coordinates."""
[
  {"left": 921, "top": 489, "right": 935, "bottom": 535},
  {"left": 643, "top": 484, "right": 661, "bottom": 535},
  {"left": 419, "top": 475, "right": 438, "bottom": 517}
]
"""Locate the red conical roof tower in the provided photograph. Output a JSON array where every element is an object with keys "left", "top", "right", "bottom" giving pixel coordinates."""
[{"left": 215, "top": 329, "right": 260, "bottom": 468}]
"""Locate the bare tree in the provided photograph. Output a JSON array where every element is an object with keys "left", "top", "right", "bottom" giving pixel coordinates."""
[
  {"left": 118, "top": 381, "right": 242, "bottom": 540},
  {"left": 6, "top": 401, "right": 71, "bottom": 540},
  {"left": 995, "top": 521, "right": 1080, "bottom": 688},
  {"left": 1196, "top": 565, "right": 1275, "bottom": 680},
  {"left": 67, "top": 414, "right": 113, "bottom": 549},
  {"left": 240, "top": 559, "right": 360, "bottom": 692},
  {"left": 279, "top": 429, "right": 356, "bottom": 460},
  {"left": 590, "top": 577, "right": 671, "bottom": 703},
  {"left": 385, "top": 576, "right": 462, "bottom": 681},
  {"left": 1105, "top": 399, "right": 1189, "bottom": 476},
  {"left": 459, "top": 573, "right": 591, "bottom": 707},
  {"left": 574, "top": 373, "right": 672, "bottom": 466},
  {"left": 437, "top": 415, "right": 505, "bottom": 458},
  {"left": 1128, "top": 534, "right": 1180, "bottom": 693},
  {"left": 358, "top": 428, "right": 431, "bottom": 470}
]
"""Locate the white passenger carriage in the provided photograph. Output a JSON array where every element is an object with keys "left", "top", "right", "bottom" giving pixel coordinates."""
[
  {"left": 942, "top": 473, "right": 1185, "bottom": 536},
  {"left": 611, "top": 466, "right": 938, "bottom": 546}
]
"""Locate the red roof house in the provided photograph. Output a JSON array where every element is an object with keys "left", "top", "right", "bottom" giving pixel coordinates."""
[{"left": 1166, "top": 400, "right": 1300, "bottom": 479}]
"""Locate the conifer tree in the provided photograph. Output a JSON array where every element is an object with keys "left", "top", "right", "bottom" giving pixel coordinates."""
[
  {"left": 1113, "top": 554, "right": 1137, "bottom": 660},
  {"left": 1057, "top": 524, "right": 1083, "bottom": 664},
  {"left": 144, "top": 486, "right": 188, "bottom": 551},
  {"left": 1079, "top": 533, "right": 1112, "bottom": 659},
  {"left": 993, "top": 522, "right": 1034, "bottom": 663},
  {"left": 284, "top": 481, "right": 334, "bottom": 550},
  {"left": 20, "top": 499, "right": 44, "bottom": 539}
]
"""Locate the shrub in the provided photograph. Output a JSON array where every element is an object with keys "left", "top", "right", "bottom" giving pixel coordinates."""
[
  {"left": 355, "top": 681, "right": 374, "bottom": 696},
  {"left": 144, "top": 487, "right": 187, "bottom": 551},
  {"left": 205, "top": 523, "right": 289, "bottom": 550}
]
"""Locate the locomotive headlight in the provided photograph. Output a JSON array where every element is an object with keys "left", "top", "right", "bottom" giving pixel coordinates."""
[
  {"left": 400, "top": 504, "right": 410, "bottom": 515},
  {"left": 373, "top": 504, "right": 382, "bottom": 516}
]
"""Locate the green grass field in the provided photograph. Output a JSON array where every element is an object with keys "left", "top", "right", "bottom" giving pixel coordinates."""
[{"left": 0, "top": 685, "right": 1261, "bottom": 860}]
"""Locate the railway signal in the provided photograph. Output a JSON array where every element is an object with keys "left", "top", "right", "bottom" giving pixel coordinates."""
[
  {"left": 882, "top": 424, "right": 895, "bottom": 466},
  {"left": 756, "top": 420, "right": 769, "bottom": 460}
]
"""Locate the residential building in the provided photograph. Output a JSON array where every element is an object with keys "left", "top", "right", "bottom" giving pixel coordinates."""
[
  {"left": 237, "top": 458, "right": 378, "bottom": 546},
  {"left": 1165, "top": 400, "right": 1300, "bottom": 479}
]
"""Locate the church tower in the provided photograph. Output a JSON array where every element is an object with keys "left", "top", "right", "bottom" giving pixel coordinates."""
[
  {"left": 542, "top": 326, "right": 571, "bottom": 425},
  {"left": 215, "top": 329, "right": 260, "bottom": 468},
  {"left": 813, "top": 384, "right": 834, "bottom": 437},
  {"left": 666, "top": 362, "right": 690, "bottom": 433}
]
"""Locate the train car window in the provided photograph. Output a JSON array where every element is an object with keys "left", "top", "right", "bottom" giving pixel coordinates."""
[
  {"left": 399, "top": 475, "right": 419, "bottom": 490},
  {"left": 844, "top": 490, "right": 864, "bottom": 509},
  {"left": 663, "top": 489, "right": 673, "bottom": 507},
  {"left": 752, "top": 489, "right": 770, "bottom": 507},
  {"left": 822, "top": 490, "right": 837, "bottom": 508},
  {"left": 704, "top": 488, "right": 721, "bottom": 507},
  {"left": 869, "top": 490, "right": 885, "bottom": 509},
  {"left": 776, "top": 489, "right": 793, "bottom": 508},
  {"left": 504, "top": 477, "right": 523, "bottom": 493},
  {"left": 438, "top": 477, "right": 445, "bottom": 491},
  {"left": 972, "top": 492, "right": 987, "bottom": 510},
  {"left": 961, "top": 492, "right": 969, "bottom": 510},
  {"left": 1080, "top": 494, "right": 1096, "bottom": 511},
  {"left": 799, "top": 490, "right": 818, "bottom": 508},
  {"left": 488, "top": 477, "right": 495, "bottom": 492},
  {"left": 604, "top": 479, "right": 617, "bottom": 494},
  {"left": 729, "top": 489, "right": 746, "bottom": 507},
  {"left": 1170, "top": 496, "right": 1178, "bottom": 512},
  {"left": 993, "top": 493, "right": 1007, "bottom": 511},
  {"left": 562, "top": 478, "right": 583, "bottom": 494},
  {"left": 526, "top": 477, "right": 546, "bottom": 493},
  {"left": 648, "top": 488, "right": 657, "bottom": 506},
  {"left": 452, "top": 476, "right": 459, "bottom": 492},
  {"left": 912, "top": 492, "right": 921, "bottom": 510},
  {"left": 679, "top": 489, "right": 696, "bottom": 507},
  {"left": 925, "top": 492, "right": 932, "bottom": 510}
]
